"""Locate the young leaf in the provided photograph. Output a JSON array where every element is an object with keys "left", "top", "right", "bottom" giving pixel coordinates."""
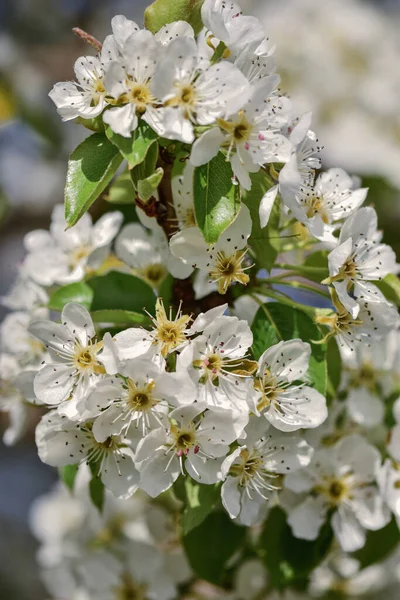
[
  {"left": 194, "top": 152, "right": 241, "bottom": 244},
  {"left": 242, "top": 171, "right": 280, "bottom": 272},
  {"left": 48, "top": 282, "right": 94, "bottom": 311},
  {"left": 251, "top": 303, "right": 326, "bottom": 394},
  {"left": 65, "top": 133, "right": 123, "bottom": 228},
  {"left": 137, "top": 167, "right": 164, "bottom": 202},
  {"left": 105, "top": 122, "right": 157, "bottom": 170},
  {"left": 59, "top": 464, "right": 79, "bottom": 492},
  {"left": 144, "top": 0, "right": 205, "bottom": 35},
  {"left": 181, "top": 479, "right": 221, "bottom": 535},
  {"left": 87, "top": 271, "right": 155, "bottom": 312},
  {"left": 107, "top": 172, "right": 136, "bottom": 204},
  {"left": 183, "top": 511, "right": 245, "bottom": 584},
  {"left": 130, "top": 140, "right": 159, "bottom": 188},
  {"left": 259, "top": 507, "right": 333, "bottom": 590}
]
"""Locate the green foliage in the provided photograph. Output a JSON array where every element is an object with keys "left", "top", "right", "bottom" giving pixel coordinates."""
[
  {"left": 194, "top": 152, "right": 241, "bottom": 244},
  {"left": 137, "top": 167, "right": 164, "bottom": 201},
  {"left": 242, "top": 171, "right": 280, "bottom": 272},
  {"left": 59, "top": 464, "right": 79, "bottom": 492},
  {"left": 179, "top": 478, "right": 222, "bottom": 535},
  {"left": 325, "top": 337, "right": 342, "bottom": 403},
  {"left": 65, "top": 133, "right": 123, "bottom": 228},
  {"left": 89, "top": 473, "right": 105, "bottom": 513},
  {"left": 106, "top": 172, "right": 136, "bottom": 204},
  {"left": 353, "top": 518, "right": 400, "bottom": 568},
  {"left": 87, "top": 271, "right": 155, "bottom": 312},
  {"left": 259, "top": 507, "right": 333, "bottom": 590},
  {"left": 251, "top": 303, "right": 326, "bottom": 394},
  {"left": 159, "top": 274, "right": 174, "bottom": 307},
  {"left": 105, "top": 122, "right": 157, "bottom": 170},
  {"left": 183, "top": 511, "right": 245, "bottom": 584},
  {"left": 376, "top": 274, "right": 400, "bottom": 307},
  {"left": 77, "top": 115, "right": 105, "bottom": 133},
  {"left": 144, "top": 0, "right": 205, "bottom": 35},
  {"left": 90, "top": 309, "right": 149, "bottom": 327},
  {"left": 48, "top": 282, "right": 94, "bottom": 311}
]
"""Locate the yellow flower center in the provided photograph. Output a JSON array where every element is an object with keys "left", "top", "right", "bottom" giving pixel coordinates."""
[
  {"left": 316, "top": 475, "right": 353, "bottom": 506},
  {"left": 72, "top": 342, "right": 105, "bottom": 375},
  {"left": 150, "top": 298, "right": 191, "bottom": 357},
  {"left": 305, "top": 195, "right": 329, "bottom": 224},
  {"left": 209, "top": 251, "right": 250, "bottom": 295},
  {"left": 218, "top": 111, "right": 253, "bottom": 144},
  {"left": 126, "top": 379, "right": 157, "bottom": 412},
  {"left": 140, "top": 263, "right": 168, "bottom": 288}
]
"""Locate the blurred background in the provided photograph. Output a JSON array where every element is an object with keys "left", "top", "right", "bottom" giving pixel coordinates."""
[{"left": 0, "top": 0, "right": 400, "bottom": 597}]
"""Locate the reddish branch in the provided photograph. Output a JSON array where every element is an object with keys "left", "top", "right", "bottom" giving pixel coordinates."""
[{"left": 72, "top": 28, "right": 103, "bottom": 52}]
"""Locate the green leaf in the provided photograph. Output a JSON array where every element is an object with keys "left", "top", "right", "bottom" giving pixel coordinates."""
[
  {"left": 251, "top": 303, "right": 326, "bottom": 394},
  {"left": 259, "top": 507, "right": 333, "bottom": 590},
  {"left": 87, "top": 271, "right": 155, "bottom": 312},
  {"left": 90, "top": 309, "right": 149, "bottom": 327},
  {"left": 183, "top": 511, "right": 245, "bottom": 584},
  {"left": 107, "top": 172, "right": 136, "bottom": 204},
  {"left": 130, "top": 141, "right": 159, "bottom": 189},
  {"left": 89, "top": 474, "right": 105, "bottom": 512},
  {"left": 105, "top": 122, "right": 157, "bottom": 170},
  {"left": 77, "top": 115, "right": 105, "bottom": 132},
  {"left": 325, "top": 337, "right": 342, "bottom": 403},
  {"left": 48, "top": 282, "right": 94, "bottom": 311},
  {"left": 242, "top": 171, "right": 280, "bottom": 272},
  {"left": 159, "top": 274, "right": 174, "bottom": 307},
  {"left": 137, "top": 167, "right": 164, "bottom": 201},
  {"left": 194, "top": 152, "right": 241, "bottom": 244},
  {"left": 144, "top": 0, "right": 205, "bottom": 35},
  {"left": 65, "top": 133, "right": 123, "bottom": 228},
  {"left": 181, "top": 479, "right": 221, "bottom": 535},
  {"left": 376, "top": 274, "right": 400, "bottom": 307},
  {"left": 59, "top": 464, "right": 79, "bottom": 492},
  {"left": 353, "top": 518, "right": 400, "bottom": 568}
]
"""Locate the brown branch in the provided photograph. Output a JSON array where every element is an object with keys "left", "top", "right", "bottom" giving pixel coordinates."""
[
  {"left": 72, "top": 27, "right": 103, "bottom": 52},
  {"left": 155, "top": 147, "right": 180, "bottom": 240}
]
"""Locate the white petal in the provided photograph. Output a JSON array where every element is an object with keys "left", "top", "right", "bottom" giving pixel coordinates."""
[
  {"left": 258, "top": 339, "right": 310, "bottom": 383},
  {"left": 101, "top": 448, "right": 139, "bottom": 499},
  {"left": 61, "top": 302, "right": 95, "bottom": 345},
  {"left": 190, "top": 128, "right": 224, "bottom": 167},
  {"left": 347, "top": 387, "right": 384, "bottom": 428},
  {"left": 331, "top": 507, "right": 366, "bottom": 552},
  {"left": 103, "top": 104, "right": 138, "bottom": 138},
  {"left": 259, "top": 184, "right": 278, "bottom": 229},
  {"left": 34, "top": 364, "right": 75, "bottom": 405},
  {"left": 221, "top": 477, "right": 241, "bottom": 519},
  {"left": 287, "top": 496, "right": 328, "bottom": 541}
]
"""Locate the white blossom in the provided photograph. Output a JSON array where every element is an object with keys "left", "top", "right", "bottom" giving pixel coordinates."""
[
  {"left": 286, "top": 435, "right": 390, "bottom": 551},
  {"left": 248, "top": 339, "right": 328, "bottom": 432}
]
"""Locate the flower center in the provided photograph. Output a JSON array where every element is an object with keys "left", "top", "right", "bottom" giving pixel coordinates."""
[
  {"left": 230, "top": 449, "right": 264, "bottom": 485},
  {"left": 317, "top": 475, "right": 352, "bottom": 506},
  {"left": 254, "top": 371, "right": 279, "bottom": 412},
  {"left": 69, "top": 245, "right": 91, "bottom": 268},
  {"left": 141, "top": 263, "right": 167, "bottom": 287},
  {"left": 209, "top": 251, "right": 250, "bottom": 295},
  {"left": 305, "top": 195, "right": 329, "bottom": 224},
  {"left": 73, "top": 342, "right": 105, "bottom": 375},
  {"left": 150, "top": 299, "right": 191, "bottom": 357},
  {"left": 126, "top": 379, "right": 157, "bottom": 412},
  {"left": 218, "top": 112, "right": 253, "bottom": 144},
  {"left": 171, "top": 425, "right": 198, "bottom": 456},
  {"left": 116, "top": 575, "right": 147, "bottom": 600},
  {"left": 128, "top": 83, "right": 152, "bottom": 112}
]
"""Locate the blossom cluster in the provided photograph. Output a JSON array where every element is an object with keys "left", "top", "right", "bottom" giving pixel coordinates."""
[{"left": 1, "top": 0, "right": 400, "bottom": 597}]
